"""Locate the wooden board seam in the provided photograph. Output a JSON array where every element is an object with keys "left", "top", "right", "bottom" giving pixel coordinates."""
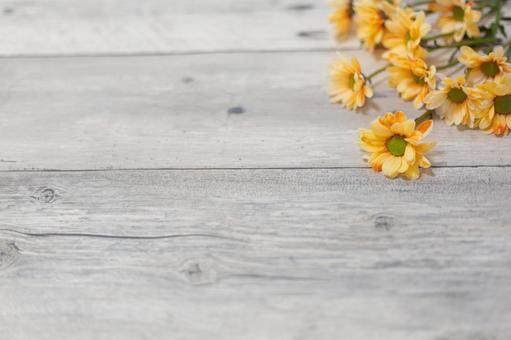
[
  {"left": 0, "top": 165, "right": 509, "bottom": 173},
  {"left": 0, "top": 47, "right": 350, "bottom": 60}
]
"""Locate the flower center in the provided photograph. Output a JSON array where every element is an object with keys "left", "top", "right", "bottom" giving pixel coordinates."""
[
  {"left": 481, "top": 62, "right": 500, "bottom": 77},
  {"left": 447, "top": 88, "right": 467, "bottom": 103},
  {"left": 494, "top": 95, "right": 511, "bottom": 114},
  {"left": 405, "top": 31, "right": 412, "bottom": 43},
  {"left": 452, "top": 6, "right": 464, "bottom": 21},
  {"left": 413, "top": 74, "right": 426, "bottom": 85},
  {"left": 378, "top": 10, "right": 388, "bottom": 21},
  {"left": 386, "top": 135, "right": 407, "bottom": 156},
  {"left": 349, "top": 74, "right": 356, "bottom": 90}
]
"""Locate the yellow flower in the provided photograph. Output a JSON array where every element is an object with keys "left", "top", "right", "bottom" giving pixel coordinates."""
[
  {"left": 424, "top": 75, "right": 476, "bottom": 127},
  {"left": 388, "top": 57, "right": 436, "bottom": 109},
  {"left": 382, "top": 8, "right": 430, "bottom": 60},
  {"left": 359, "top": 111, "right": 435, "bottom": 180},
  {"left": 458, "top": 46, "right": 511, "bottom": 84},
  {"left": 329, "top": 0, "right": 353, "bottom": 39},
  {"left": 466, "top": 74, "right": 511, "bottom": 136},
  {"left": 354, "top": 0, "right": 399, "bottom": 51},
  {"left": 330, "top": 55, "right": 374, "bottom": 110},
  {"left": 431, "top": 0, "right": 481, "bottom": 42}
]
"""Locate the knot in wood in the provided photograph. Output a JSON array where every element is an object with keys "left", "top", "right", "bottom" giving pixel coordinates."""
[
  {"left": 179, "top": 259, "right": 218, "bottom": 286},
  {"left": 31, "top": 187, "right": 59, "bottom": 204},
  {"left": 0, "top": 240, "right": 20, "bottom": 270},
  {"left": 374, "top": 215, "right": 394, "bottom": 231}
]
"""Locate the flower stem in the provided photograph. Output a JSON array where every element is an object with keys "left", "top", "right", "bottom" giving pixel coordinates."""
[
  {"left": 436, "top": 59, "right": 460, "bottom": 70},
  {"left": 422, "top": 31, "right": 454, "bottom": 42},
  {"left": 415, "top": 111, "right": 434, "bottom": 125},
  {"left": 504, "top": 39, "right": 511, "bottom": 59},
  {"left": 409, "top": 0, "right": 433, "bottom": 7},
  {"left": 490, "top": 0, "right": 502, "bottom": 37},
  {"left": 480, "top": 8, "right": 497, "bottom": 20},
  {"left": 474, "top": 0, "right": 499, "bottom": 6},
  {"left": 448, "top": 48, "right": 459, "bottom": 63},
  {"left": 425, "top": 37, "right": 497, "bottom": 51},
  {"left": 366, "top": 64, "right": 390, "bottom": 81}
]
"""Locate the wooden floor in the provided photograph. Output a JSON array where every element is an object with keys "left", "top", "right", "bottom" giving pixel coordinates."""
[{"left": 1, "top": 1, "right": 510, "bottom": 339}]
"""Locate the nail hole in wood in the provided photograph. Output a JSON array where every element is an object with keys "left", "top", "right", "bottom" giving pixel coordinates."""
[
  {"left": 228, "top": 106, "right": 245, "bottom": 114},
  {"left": 297, "top": 30, "right": 327, "bottom": 39},
  {"left": 287, "top": 4, "right": 314, "bottom": 11}
]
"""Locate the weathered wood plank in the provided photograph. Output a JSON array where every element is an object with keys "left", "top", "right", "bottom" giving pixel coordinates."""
[
  {"left": 0, "top": 0, "right": 507, "bottom": 57},
  {"left": 0, "top": 51, "right": 509, "bottom": 170},
  {"left": 1, "top": 0, "right": 509, "bottom": 57},
  {"left": 0, "top": 0, "right": 355, "bottom": 56},
  {"left": 1, "top": 168, "right": 511, "bottom": 340}
]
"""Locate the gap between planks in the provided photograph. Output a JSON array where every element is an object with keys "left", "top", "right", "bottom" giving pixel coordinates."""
[
  {"left": 1, "top": 164, "right": 511, "bottom": 173},
  {"left": 0, "top": 47, "right": 344, "bottom": 60}
]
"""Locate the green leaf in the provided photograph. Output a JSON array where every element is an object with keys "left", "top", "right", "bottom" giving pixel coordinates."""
[{"left": 499, "top": 24, "right": 507, "bottom": 38}]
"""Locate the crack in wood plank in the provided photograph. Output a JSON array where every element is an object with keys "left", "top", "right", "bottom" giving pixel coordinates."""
[{"left": 0, "top": 229, "right": 247, "bottom": 243}]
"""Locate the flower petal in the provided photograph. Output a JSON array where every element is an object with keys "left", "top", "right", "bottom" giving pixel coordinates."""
[
  {"left": 416, "top": 120, "right": 433, "bottom": 137},
  {"left": 382, "top": 156, "right": 401, "bottom": 178},
  {"left": 404, "top": 144, "right": 416, "bottom": 164},
  {"left": 371, "top": 119, "right": 393, "bottom": 137},
  {"left": 404, "top": 163, "right": 420, "bottom": 180}
]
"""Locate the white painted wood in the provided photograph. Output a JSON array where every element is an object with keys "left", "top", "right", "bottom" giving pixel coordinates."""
[
  {"left": 1, "top": 2, "right": 509, "bottom": 339},
  {"left": 0, "top": 0, "right": 358, "bottom": 56},
  {"left": 1, "top": 168, "right": 511, "bottom": 340},
  {"left": 0, "top": 0, "right": 506, "bottom": 56},
  {"left": 0, "top": 51, "right": 509, "bottom": 170}
]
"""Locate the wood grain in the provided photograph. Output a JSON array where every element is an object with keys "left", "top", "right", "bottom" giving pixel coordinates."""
[
  {"left": 0, "top": 0, "right": 354, "bottom": 56},
  {"left": 0, "top": 51, "right": 510, "bottom": 171},
  {"left": 1, "top": 1, "right": 510, "bottom": 338},
  {"left": 1, "top": 168, "right": 511, "bottom": 340},
  {"left": 0, "top": 0, "right": 508, "bottom": 57}
]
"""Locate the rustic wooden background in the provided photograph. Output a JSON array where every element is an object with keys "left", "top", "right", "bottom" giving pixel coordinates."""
[{"left": 1, "top": 1, "right": 510, "bottom": 339}]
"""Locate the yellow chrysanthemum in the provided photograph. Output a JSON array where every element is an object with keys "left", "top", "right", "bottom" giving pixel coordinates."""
[
  {"left": 330, "top": 55, "right": 374, "bottom": 110},
  {"left": 359, "top": 111, "right": 435, "bottom": 180},
  {"left": 388, "top": 57, "right": 436, "bottom": 109},
  {"left": 431, "top": 0, "right": 481, "bottom": 42},
  {"left": 329, "top": 0, "right": 353, "bottom": 39},
  {"left": 424, "top": 75, "right": 476, "bottom": 127},
  {"left": 354, "top": 0, "right": 399, "bottom": 51},
  {"left": 466, "top": 74, "right": 511, "bottom": 136},
  {"left": 458, "top": 46, "right": 511, "bottom": 84},
  {"left": 382, "top": 8, "right": 430, "bottom": 60}
]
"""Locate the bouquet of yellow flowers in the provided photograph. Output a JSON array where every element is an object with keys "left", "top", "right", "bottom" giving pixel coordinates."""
[{"left": 328, "top": 0, "right": 510, "bottom": 180}]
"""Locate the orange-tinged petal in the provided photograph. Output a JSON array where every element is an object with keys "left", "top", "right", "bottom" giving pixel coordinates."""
[
  {"left": 394, "top": 111, "right": 407, "bottom": 122},
  {"left": 416, "top": 119, "right": 433, "bottom": 137},
  {"left": 369, "top": 152, "right": 391, "bottom": 172}
]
